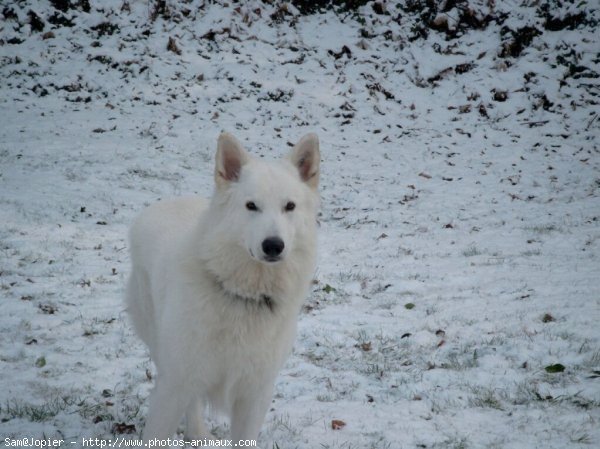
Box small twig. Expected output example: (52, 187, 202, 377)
(520, 120, 549, 127)
(586, 113, 598, 130)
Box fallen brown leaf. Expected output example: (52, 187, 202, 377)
(331, 419, 346, 430)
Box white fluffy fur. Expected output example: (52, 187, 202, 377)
(126, 133, 320, 443)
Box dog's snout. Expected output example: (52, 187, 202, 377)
(262, 237, 285, 259)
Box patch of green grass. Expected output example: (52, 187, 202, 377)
(322, 284, 336, 294)
(430, 436, 470, 449)
(567, 393, 600, 410)
(269, 413, 300, 437)
(353, 329, 369, 345)
(340, 438, 392, 449)
(463, 245, 482, 257)
(521, 249, 542, 256)
(440, 348, 479, 371)
(374, 298, 396, 310)
(315, 393, 336, 402)
(528, 224, 560, 234)
(448, 437, 469, 449)
(77, 397, 115, 423)
(1, 396, 77, 422)
(337, 271, 368, 284)
(469, 387, 504, 410)
(569, 430, 591, 444)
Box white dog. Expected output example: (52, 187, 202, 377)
(126, 132, 320, 443)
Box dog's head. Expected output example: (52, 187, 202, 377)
(212, 132, 320, 265)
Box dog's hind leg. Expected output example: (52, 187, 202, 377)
(185, 396, 212, 440)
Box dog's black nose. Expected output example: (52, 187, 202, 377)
(262, 237, 285, 258)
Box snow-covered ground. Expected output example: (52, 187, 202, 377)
(1, 1, 599, 447)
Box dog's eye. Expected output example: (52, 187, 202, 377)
(285, 201, 296, 212)
(246, 201, 258, 211)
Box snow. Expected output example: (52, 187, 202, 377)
(1, 1, 599, 448)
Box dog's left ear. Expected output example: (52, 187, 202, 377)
(289, 133, 320, 190)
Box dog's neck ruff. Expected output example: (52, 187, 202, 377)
(213, 276, 275, 312)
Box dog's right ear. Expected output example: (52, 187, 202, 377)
(215, 132, 249, 187)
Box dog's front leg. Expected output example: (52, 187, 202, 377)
(185, 396, 213, 440)
(142, 377, 188, 444)
(230, 386, 273, 443)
